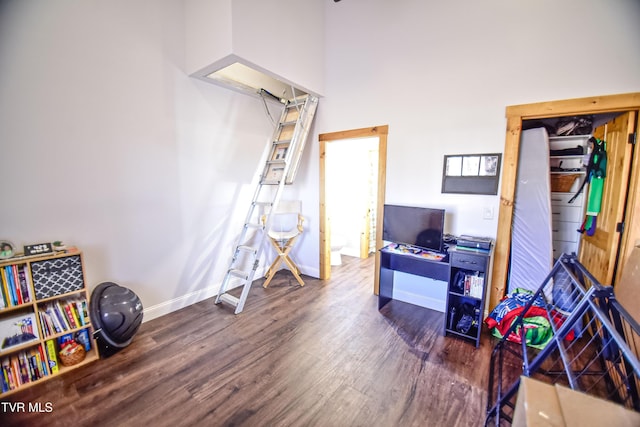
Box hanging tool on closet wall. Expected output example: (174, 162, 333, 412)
(571, 137, 607, 236)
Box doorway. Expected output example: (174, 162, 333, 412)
(490, 92, 640, 311)
(326, 137, 379, 262)
(319, 126, 388, 294)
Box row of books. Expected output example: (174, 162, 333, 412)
(1, 331, 91, 394)
(38, 298, 89, 338)
(0, 264, 32, 309)
(462, 273, 485, 299)
(0, 344, 49, 393)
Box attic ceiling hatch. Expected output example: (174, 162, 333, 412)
(197, 59, 309, 104)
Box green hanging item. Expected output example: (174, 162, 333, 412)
(586, 177, 604, 215)
(577, 138, 607, 236)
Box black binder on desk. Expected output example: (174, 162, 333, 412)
(456, 235, 493, 251)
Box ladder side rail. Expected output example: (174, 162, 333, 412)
(256, 112, 303, 241)
(289, 96, 316, 157)
(234, 178, 288, 313)
(216, 102, 289, 304)
(285, 96, 319, 184)
(234, 135, 299, 313)
(258, 101, 297, 185)
(239, 137, 280, 236)
(280, 100, 304, 152)
(215, 155, 275, 303)
(284, 95, 314, 157)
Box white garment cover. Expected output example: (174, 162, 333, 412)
(509, 128, 554, 296)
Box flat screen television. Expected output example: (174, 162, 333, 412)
(383, 204, 445, 253)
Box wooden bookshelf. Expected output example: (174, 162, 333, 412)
(0, 249, 97, 396)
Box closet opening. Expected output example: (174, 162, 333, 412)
(490, 92, 640, 312)
(507, 112, 629, 296)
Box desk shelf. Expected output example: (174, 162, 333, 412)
(378, 245, 449, 310)
(444, 247, 492, 348)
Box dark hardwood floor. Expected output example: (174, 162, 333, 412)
(2, 255, 496, 427)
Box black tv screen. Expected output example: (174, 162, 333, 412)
(383, 204, 445, 253)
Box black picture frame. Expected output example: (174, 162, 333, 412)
(442, 153, 502, 195)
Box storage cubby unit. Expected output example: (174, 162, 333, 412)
(0, 250, 97, 396)
(444, 248, 491, 347)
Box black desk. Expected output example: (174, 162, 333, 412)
(379, 244, 493, 347)
(378, 246, 450, 310)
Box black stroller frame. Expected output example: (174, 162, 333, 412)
(485, 253, 640, 426)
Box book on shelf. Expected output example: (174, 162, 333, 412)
(39, 310, 62, 337)
(37, 343, 47, 375)
(17, 353, 29, 383)
(0, 264, 31, 309)
(5, 266, 17, 306)
(0, 275, 5, 309)
(38, 298, 87, 338)
(1, 358, 10, 393)
(58, 333, 74, 349)
(460, 272, 485, 299)
(63, 304, 78, 329)
(15, 266, 24, 305)
(45, 340, 59, 374)
(0, 346, 48, 392)
(0, 268, 9, 308)
(17, 266, 31, 303)
(74, 329, 91, 352)
(42, 305, 64, 335)
(76, 300, 86, 325)
(9, 266, 18, 305)
(53, 302, 70, 331)
(55, 301, 71, 330)
(2, 357, 16, 391)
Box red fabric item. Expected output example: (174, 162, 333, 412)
(488, 305, 549, 338)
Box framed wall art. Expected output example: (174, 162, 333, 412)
(442, 153, 501, 195)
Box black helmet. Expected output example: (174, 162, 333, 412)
(90, 282, 143, 357)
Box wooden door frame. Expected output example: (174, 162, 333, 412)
(490, 92, 640, 312)
(319, 125, 388, 294)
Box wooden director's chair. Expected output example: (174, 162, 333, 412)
(262, 200, 305, 288)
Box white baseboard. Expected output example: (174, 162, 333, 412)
(142, 263, 319, 322)
(142, 284, 221, 322)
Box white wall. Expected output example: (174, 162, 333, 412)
(303, 0, 640, 245)
(184, 0, 233, 75)
(0, 0, 282, 320)
(0, 0, 638, 321)
(291, 0, 640, 278)
(185, 0, 325, 96)
(232, 0, 325, 96)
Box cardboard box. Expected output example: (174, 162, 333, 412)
(513, 376, 640, 427)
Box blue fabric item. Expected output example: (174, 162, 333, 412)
(488, 289, 546, 325)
